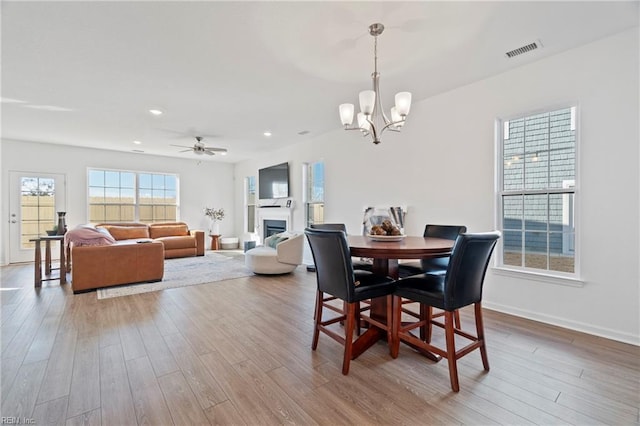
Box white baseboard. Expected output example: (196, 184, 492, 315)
(482, 301, 640, 346)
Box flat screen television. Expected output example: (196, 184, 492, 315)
(258, 162, 290, 200)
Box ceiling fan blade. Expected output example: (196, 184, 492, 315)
(178, 149, 193, 153)
(170, 144, 193, 148)
(203, 150, 215, 156)
(203, 147, 227, 152)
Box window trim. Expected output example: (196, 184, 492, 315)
(244, 175, 256, 233)
(494, 104, 581, 282)
(303, 161, 325, 228)
(87, 167, 180, 223)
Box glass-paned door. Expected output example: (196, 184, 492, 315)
(9, 172, 66, 263)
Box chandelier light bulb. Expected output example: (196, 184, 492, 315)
(391, 107, 404, 128)
(359, 90, 376, 115)
(339, 103, 355, 125)
(395, 92, 412, 116)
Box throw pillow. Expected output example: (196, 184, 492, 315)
(65, 226, 116, 247)
(267, 236, 288, 249)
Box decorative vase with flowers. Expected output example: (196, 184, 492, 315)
(204, 207, 225, 235)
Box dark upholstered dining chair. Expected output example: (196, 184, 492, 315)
(398, 224, 467, 277)
(308, 223, 375, 332)
(398, 224, 467, 339)
(309, 223, 372, 272)
(305, 228, 396, 375)
(391, 231, 500, 392)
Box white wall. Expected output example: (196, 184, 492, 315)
(1, 141, 235, 264)
(234, 28, 639, 344)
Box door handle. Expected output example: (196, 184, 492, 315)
(10, 220, 17, 223)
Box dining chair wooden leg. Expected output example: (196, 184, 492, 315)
(425, 306, 434, 343)
(390, 296, 402, 359)
(342, 303, 356, 375)
(475, 303, 490, 371)
(454, 309, 461, 330)
(355, 301, 361, 336)
(444, 310, 460, 392)
(312, 291, 322, 350)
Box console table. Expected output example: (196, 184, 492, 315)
(29, 235, 67, 287)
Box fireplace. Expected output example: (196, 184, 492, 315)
(264, 219, 286, 239)
(257, 206, 292, 244)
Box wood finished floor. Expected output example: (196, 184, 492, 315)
(1, 262, 639, 425)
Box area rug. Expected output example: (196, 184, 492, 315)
(97, 251, 250, 299)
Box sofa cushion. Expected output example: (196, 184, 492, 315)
(155, 235, 196, 250)
(149, 223, 189, 239)
(99, 225, 149, 241)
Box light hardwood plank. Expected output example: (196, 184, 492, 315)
(99, 344, 137, 425)
(66, 336, 100, 418)
(203, 400, 247, 426)
(0, 359, 47, 419)
(37, 329, 78, 404)
(163, 332, 227, 409)
(97, 299, 120, 348)
(125, 356, 174, 425)
(158, 371, 211, 425)
(199, 350, 286, 425)
(231, 359, 319, 425)
(0, 356, 23, 398)
(136, 320, 179, 378)
(23, 296, 65, 364)
(65, 408, 101, 426)
(32, 396, 68, 426)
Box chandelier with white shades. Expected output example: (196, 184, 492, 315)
(339, 23, 412, 145)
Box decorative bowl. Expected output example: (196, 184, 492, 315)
(367, 234, 405, 242)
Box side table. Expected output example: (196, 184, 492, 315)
(29, 235, 67, 288)
(210, 234, 221, 250)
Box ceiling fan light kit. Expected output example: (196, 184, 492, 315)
(339, 23, 412, 145)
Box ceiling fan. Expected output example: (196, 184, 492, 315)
(170, 136, 227, 156)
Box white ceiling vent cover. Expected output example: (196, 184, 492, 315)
(505, 40, 542, 58)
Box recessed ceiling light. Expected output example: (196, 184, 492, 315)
(133, 140, 142, 145)
(149, 109, 163, 115)
(220, 152, 227, 156)
(263, 131, 272, 137)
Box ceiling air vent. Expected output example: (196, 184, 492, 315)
(505, 40, 542, 58)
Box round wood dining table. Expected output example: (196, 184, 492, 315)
(347, 235, 455, 361)
(348, 235, 454, 280)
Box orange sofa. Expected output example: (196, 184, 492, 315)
(68, 222, 204, 293)
(96, 222, 205, 258)
(71, 240, 164, 293)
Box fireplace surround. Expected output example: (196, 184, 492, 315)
(257, 207, 292, 243)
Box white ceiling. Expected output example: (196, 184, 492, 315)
(2, 1, 638, 163)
